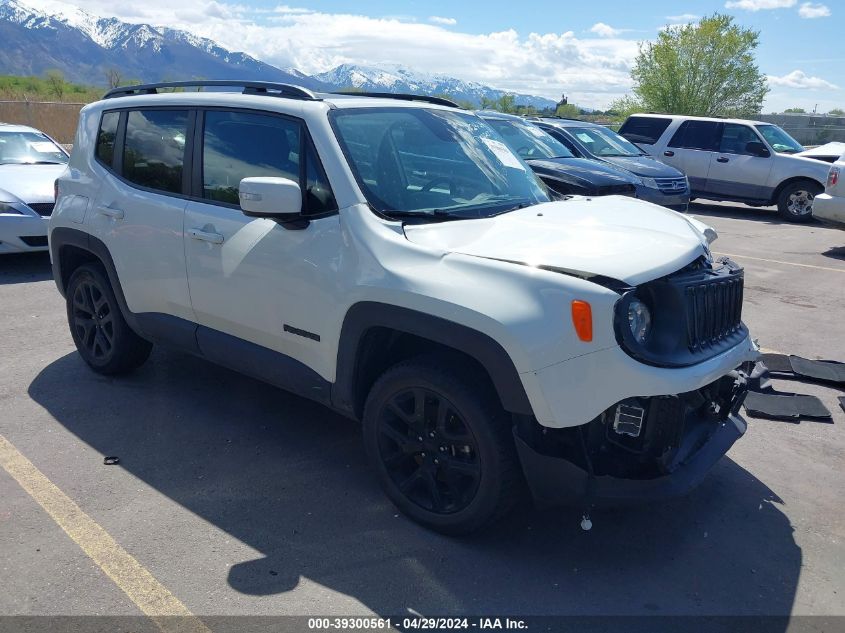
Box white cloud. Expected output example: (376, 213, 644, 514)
(429, 16, 456, 26)
(665, 13, 701, 22)
(767, 70, 838, 90)
(30, 0, 639, 108)
(724, 0, 795, 10)
(798, 2, 830, 17)
(589, 22, 621, 37)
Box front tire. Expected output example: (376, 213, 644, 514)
(66, 263, 152, 375)
(362, 355, 523, 534)
(777, 180, 822, 222)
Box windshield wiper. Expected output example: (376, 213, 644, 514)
(384, 209, 458, 222)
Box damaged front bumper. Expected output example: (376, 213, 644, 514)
(513, 369, 749, 507)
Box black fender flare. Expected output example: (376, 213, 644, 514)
(332, 302, 534, 417)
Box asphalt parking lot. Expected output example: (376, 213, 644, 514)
(1, 201, 843, 629)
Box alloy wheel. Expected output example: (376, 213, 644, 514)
(71, 280, 114, 360)
(787, 190, 814, 216)
(376, 387, 481, 514)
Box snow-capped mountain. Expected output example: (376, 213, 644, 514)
(316, 64, 557, 109)
(0, 0, 322, 87)
(0, 0, 558, 109)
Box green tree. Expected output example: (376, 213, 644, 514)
(554, 103, 581, 118)
(784, 107, 806, 113)
(828, 108, 844, 116)
(628, 14, 768, 117)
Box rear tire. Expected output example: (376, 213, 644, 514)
(66, 263, 152, 375)
(777, 180, 822, 222)
(362, 355, 523, 535)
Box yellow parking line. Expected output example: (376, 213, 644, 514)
(714, 251, 845, 273)
(0, 434, 211, 633)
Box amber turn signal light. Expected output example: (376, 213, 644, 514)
(571, 300, 593, 342)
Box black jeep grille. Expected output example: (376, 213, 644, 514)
(685, 276, 744, 351)
(28, 203, 55, 217)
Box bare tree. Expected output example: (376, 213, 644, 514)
(105, 68, 123, 89)
(45, 69, 66, 101)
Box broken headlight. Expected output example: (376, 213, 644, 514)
(627, 297, 651, 344)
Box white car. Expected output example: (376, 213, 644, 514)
(812, 155, 845, 229)
(619, 114, 832, 222)
(0, 123, 68, 254)
(50, 81, 757, 533)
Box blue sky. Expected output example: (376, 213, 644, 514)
(36, 0, 844, 111)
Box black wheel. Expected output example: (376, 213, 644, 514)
(777, 180, 822, 222)
(362, 355, 522, 534)
(66, 263, 152, 375)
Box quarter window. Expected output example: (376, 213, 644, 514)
(123, 110, 189, 194)
(618, 116, 671, 145)
(95, 111, 119, 166)
(668, 121, 721, 151)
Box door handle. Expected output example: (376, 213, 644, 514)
(188, 228, 225, 244)
(663, 150, 674, 157)
(716, 157, 729, 163)
(96, 205, 124, 219)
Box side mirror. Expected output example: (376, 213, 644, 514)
(746, 141, 770, 158)
(239, 177, 302, 220)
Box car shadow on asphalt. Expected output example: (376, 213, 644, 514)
(0, 252, 53, 285)
(28, 350, 801, 622)
(687, 202, 793, 226)
(821, 246, 845, 262)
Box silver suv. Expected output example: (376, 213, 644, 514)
(620, 114, 831, 222)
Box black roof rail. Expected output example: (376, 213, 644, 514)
(331, 91, 460, 108)
(103, 80, 320, 101)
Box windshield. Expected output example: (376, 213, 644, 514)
(755, 125, 804, 154)
(330, 108, 550, 219)
(0, 131, 68, 165)
(483, 118, 575, 160)
(568, 126, 644, 157)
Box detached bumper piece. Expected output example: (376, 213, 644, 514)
(741, 356, 834, 422)
(514, 371, 748, 507)
(760, 353, 845, 385)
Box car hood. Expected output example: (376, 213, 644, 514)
(526, 157, 637, 186)
(600, 155, 685, 178)
(0, 164, 67, 203)
(796, 142, 845, 161)
(403, 196, 709, 286)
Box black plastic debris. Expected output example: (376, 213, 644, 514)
(839, 397, 845, 414)
(760, 353, 845, 385)
(744, 391, 831, 421)
(103, 456, 120, 465)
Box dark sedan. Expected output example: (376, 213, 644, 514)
(477, 111, 639, 198)
(532, 118, 690, 212)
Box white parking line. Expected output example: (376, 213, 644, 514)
(715, 252, 845, 274)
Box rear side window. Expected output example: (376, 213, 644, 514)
(201, 110, 336, 213)
(95, 111, 119, 166)
(618, 116, 671, 145)
(123, 110, 189, 194)
(668, 121, 721, 151)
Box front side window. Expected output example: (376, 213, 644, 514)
(202, 110, 336, 214)
(331, 108, 550, 219)
(618, 116, 671, 145)
(0, 131, 68, 165)
(123, 110, 189, 194)
(483, 119, 574, 160)
(719, 124, 762, 155)
(668, 121, 721, 151)
(755, 124, 804, 154)
(568, 126, 644, 157)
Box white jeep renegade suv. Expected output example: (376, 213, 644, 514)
(50, 81, 758, 534)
